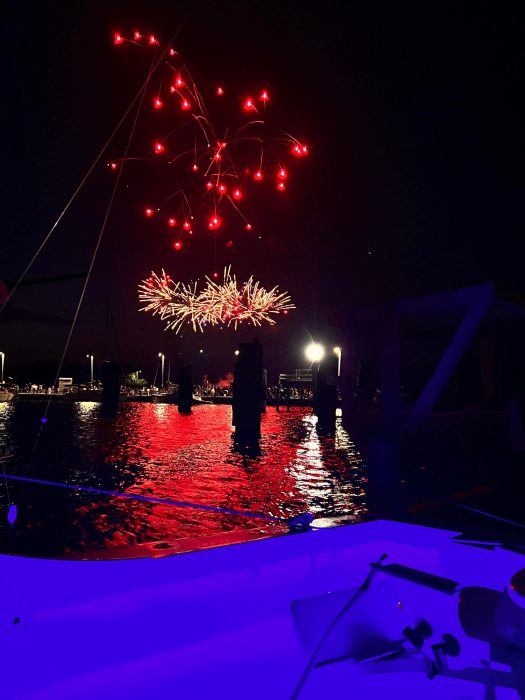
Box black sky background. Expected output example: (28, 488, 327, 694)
(1, 1, 524, 382)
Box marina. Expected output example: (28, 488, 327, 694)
(1, 2, 524, 698)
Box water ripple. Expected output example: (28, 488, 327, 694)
(0, 403, 366, 556)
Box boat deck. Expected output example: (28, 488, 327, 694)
(1, 520, 523, 699)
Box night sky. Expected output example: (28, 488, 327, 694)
(1, 2, 523, 383)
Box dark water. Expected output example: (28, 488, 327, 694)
(0, 402, 366, 557)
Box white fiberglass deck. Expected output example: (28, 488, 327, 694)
(1, 520, 523, 699)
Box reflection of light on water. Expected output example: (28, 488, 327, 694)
(76, 402, 98, 418)
(153, 404, 168, 420)
(288, 414, 366, 518)
(0, 403, 12, 417)
(0, 404, 367, 555)
(288, 415, 331, 513)
(0, 403, 15, 477)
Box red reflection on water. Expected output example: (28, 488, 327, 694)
(1, 404, 366, 557)
(71, 405, 366, 554)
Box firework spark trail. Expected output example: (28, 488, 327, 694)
(138, 267, 295, 333)
(112, 29, 310, 255)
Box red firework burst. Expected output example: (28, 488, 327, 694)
(110, 29, 310, 258)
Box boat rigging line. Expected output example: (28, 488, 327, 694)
(0, 23, 186, 318)
(0, 473, 313, 529)
(0, 22, 187, 511)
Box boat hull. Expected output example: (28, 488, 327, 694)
(1, 520, 523, 699)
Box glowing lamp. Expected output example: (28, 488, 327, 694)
(149, 35, 158, 45)
(108, 162, 118, 170)
(243, 97, 255, 111)
(216, 86, 224, 96)
(333, 347, 342, 376)
(192, 163, 199, 172)
(214, 153, 222, 161)
(254, 170, 263, 181)
(205, 181, 214, 190)
(170, 85, 176, 93)
(245, 223, 253, 231)
(277, 167, 287, 180)
(114, 33, 123, 45)
(183, 221, 192, 231)
(145, 208, 155, 217)
(217, 183, 227, 195)
(232, 189, 243, 200)
(277, 182, 286, 192)
(305, 342, 325, 364)
(175, 76, 184, 87)
(169, 48, 176, 56)
(181, 99, 191, 110)
(168, 218, 177, 227)
(260, 90, 270, 102)
(154, 142, 165, 154)
(153, 97, 163, 109)
(134, 31, 142, 41)
(213, 272, 219, 279)
(173, 241, 183, 251)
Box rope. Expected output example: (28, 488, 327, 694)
(409, 483, 525, 531)
(289, 553, 387, 700)
(28, 54, 156, 463)
(27, 23, 189, 464)
(1, 473, 287, 523)
(441, 498, 525, 531)
(0, 25, 185, 317)
(1, 21, 188, 505)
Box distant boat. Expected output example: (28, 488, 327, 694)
(192, 394, 213, 404)
(153, 391, 178, 404)
(125, 393, 154, 403)
(63, 387, 103, 402)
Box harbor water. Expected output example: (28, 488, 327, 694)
(0, 402, 366, 557)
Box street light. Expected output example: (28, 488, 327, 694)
(85, 354, 94, 385)
(333, 346, 342, 377)
(0, 352, 4, 383)
(158, 353, 165, 387)
(304, 342, 325, 364)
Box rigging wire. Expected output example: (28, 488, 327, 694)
(1, 86, 139, 316)
(29, 50, 160, 464)
(17, 20, 189, 478)
(0, 19, 189, 512)
(437, 495, 525, 531)
(0, 23, 186, 318)
(0, 473, 289, 524)
(288, 553, 388, 700)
